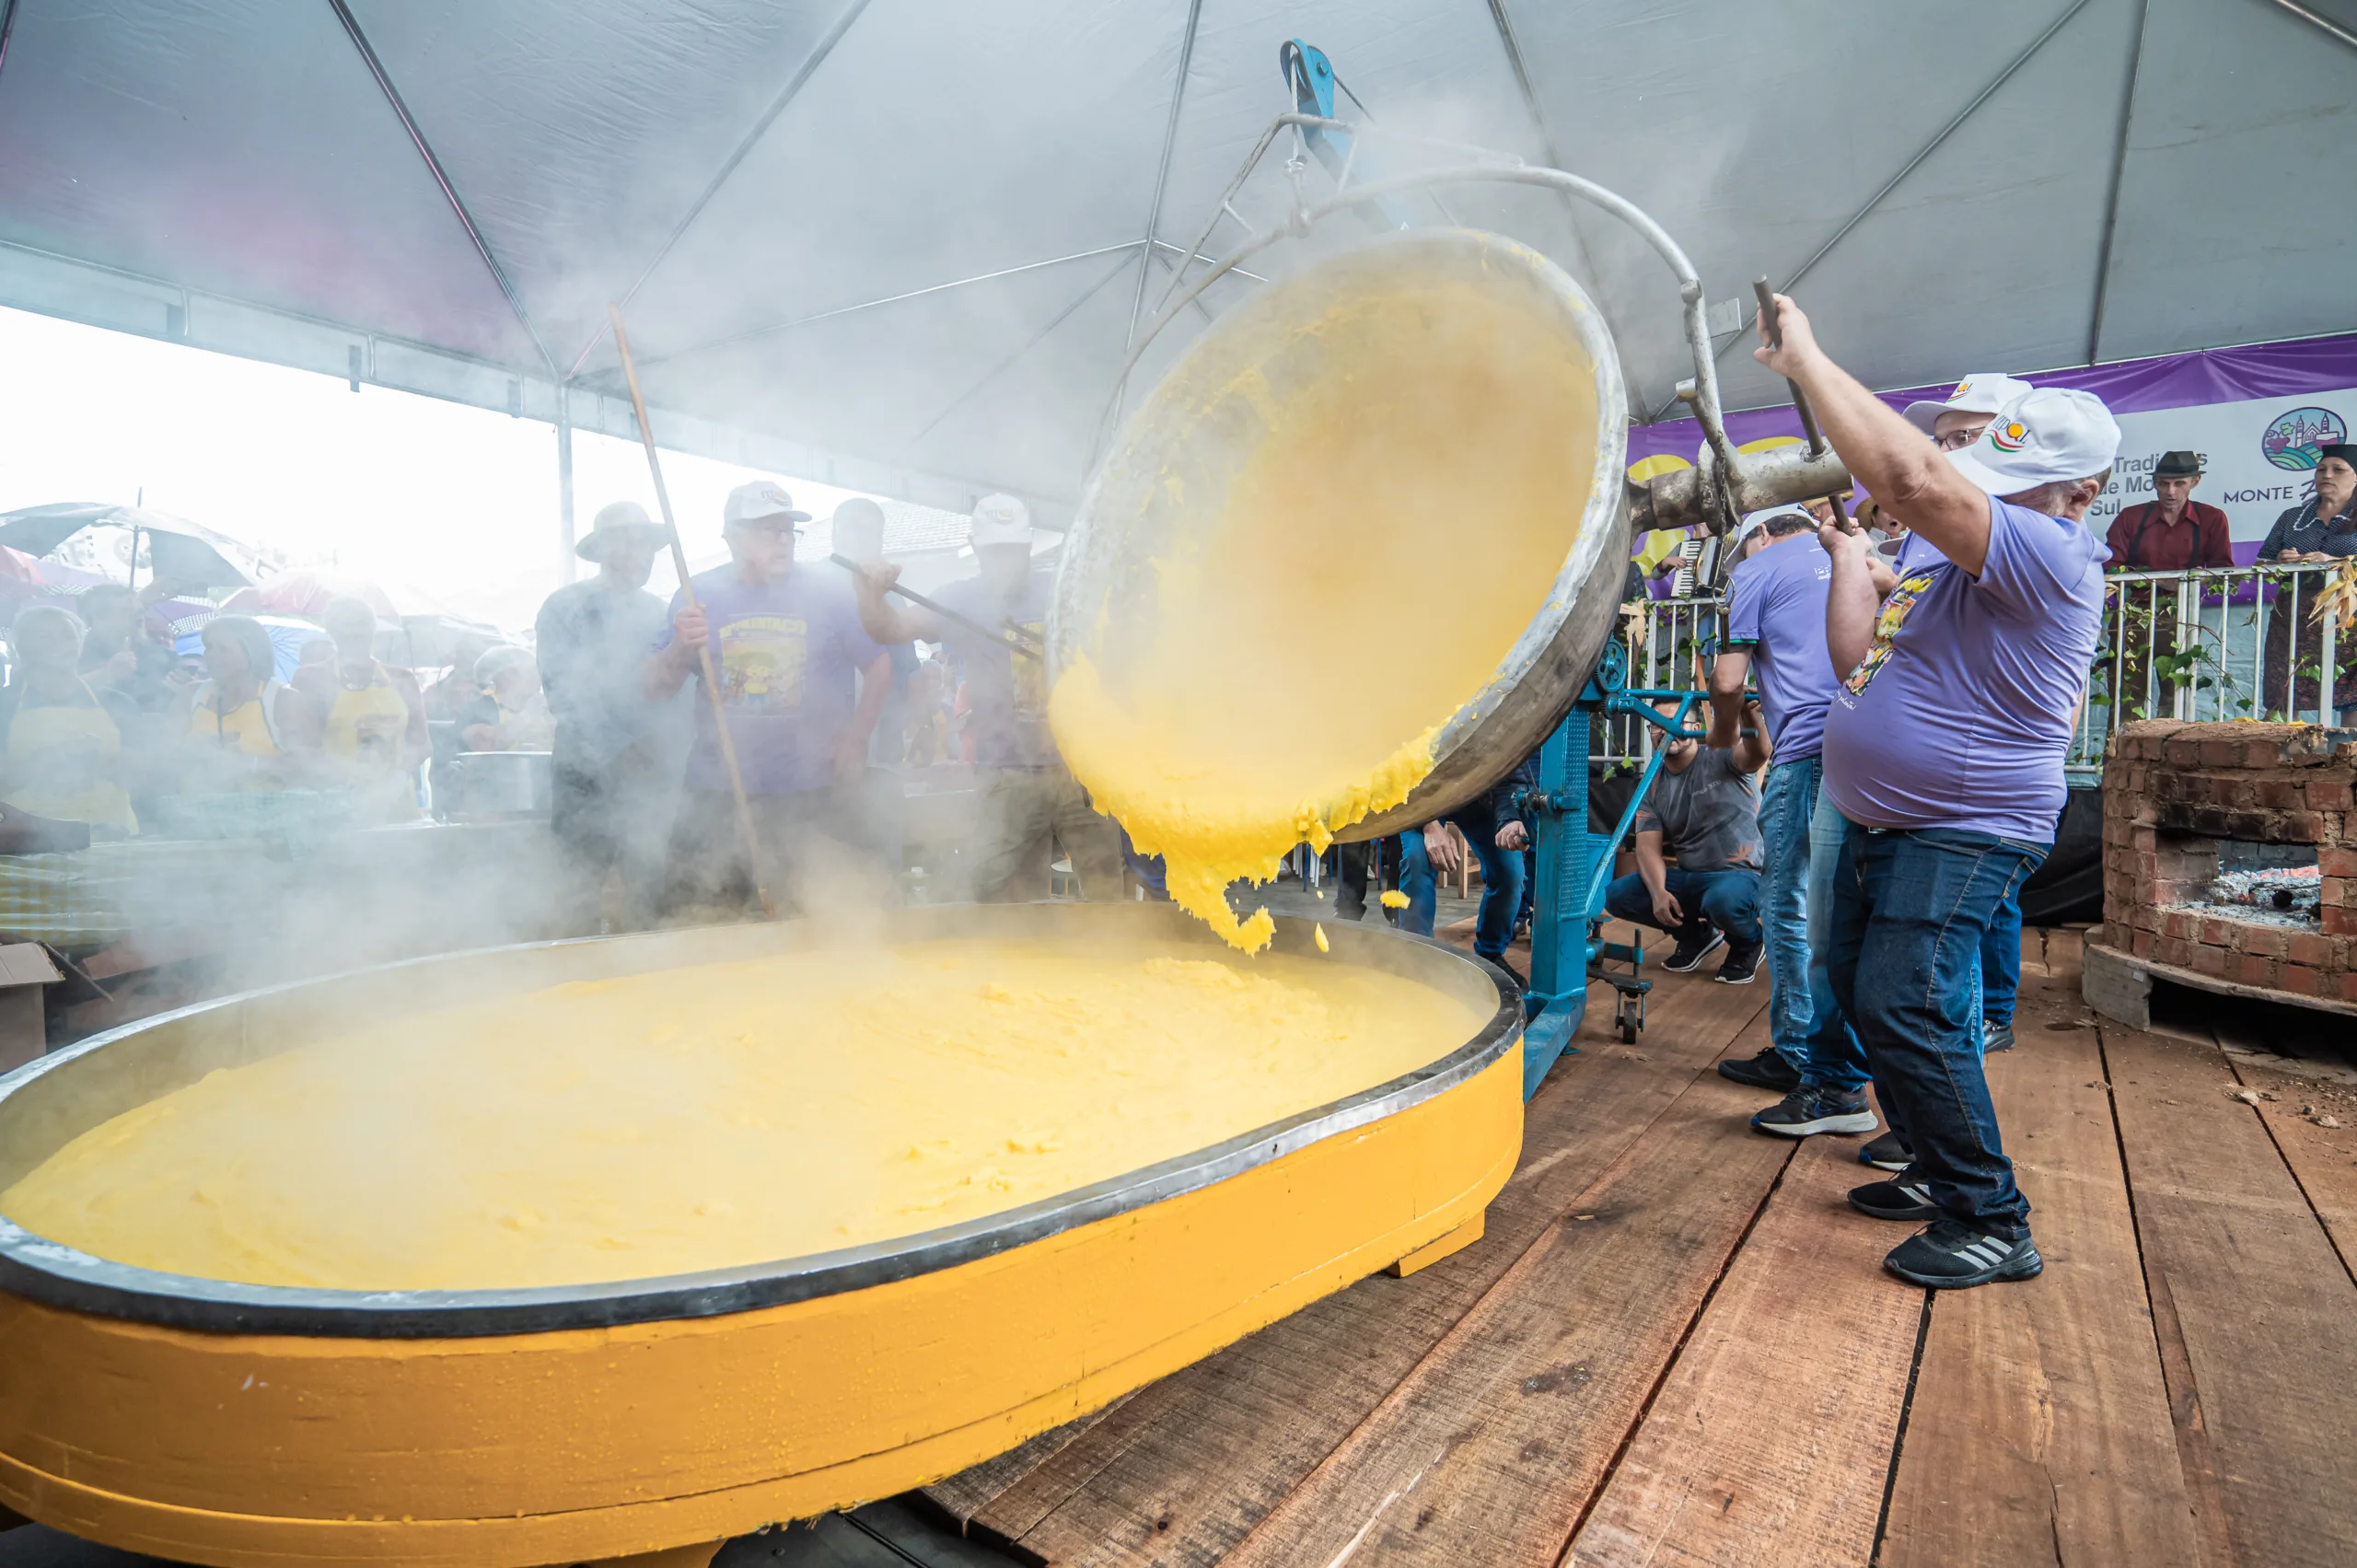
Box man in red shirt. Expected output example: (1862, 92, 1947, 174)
(2104, 450, 2234, 720)
(2107, 450, 2233, 567)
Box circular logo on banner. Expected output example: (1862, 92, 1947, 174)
(2261, 405, 2347, 470)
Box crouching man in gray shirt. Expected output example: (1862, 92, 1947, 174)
(1602, 700, 1769, 984)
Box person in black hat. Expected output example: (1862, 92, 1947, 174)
(2103, 450, 2234, 720)
(534, 501, 679, 928)
(2107, 450, 2231, 569)
(2258, 444, 2357, 722)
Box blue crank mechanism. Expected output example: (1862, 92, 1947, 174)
(1278, 41, 1416, 232)
(1515, 637, 1711, 1096)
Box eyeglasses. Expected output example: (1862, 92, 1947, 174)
(1933, 426, 1986, 451)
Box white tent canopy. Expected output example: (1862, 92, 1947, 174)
(0, 0, 2349, 536)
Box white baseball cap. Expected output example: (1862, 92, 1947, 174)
(1946, 387, 2122, 497)
(722, 480, 809, 528)
(1902, 372, 2036, 434)
(969, 493, 1032, 548)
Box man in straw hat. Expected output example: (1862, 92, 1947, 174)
(853, 493, 1125, 901)
(536, 500, 678, 927)
(1757, 296, 2119, 1291)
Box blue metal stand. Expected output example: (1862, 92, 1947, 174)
(1518, 640, 1708, 1098)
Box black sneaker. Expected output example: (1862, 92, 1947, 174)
(1662, 929, 1726, 973)
(1717, 1044, 1802, 1093)
(1713, 945, 1761, 984)
(1751, 1086, 1877, 1138)
(1858, 1130, 1912, 1172)
(1849, 1179, 1939, 1222)
(1983, 1019, 2016, 1052)
(1489, 957, 1527, 991)
(1884, 1219, 2043, 1288)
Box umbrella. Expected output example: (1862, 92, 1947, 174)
(221, 569, 439, 622)
(170, 613, 328, 683)
(0, 504, 257, 589)
(0, 548, 111, 605)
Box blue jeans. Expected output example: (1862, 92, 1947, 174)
(1397, 830, 1438, 937)
(1443, 799, 1526, 960)
(1604, 865, 1761, 950)
(1757, 758, 1867, 1088)
(1976, 889, 2023, 1027)
(1829, 823, 2047, 1235)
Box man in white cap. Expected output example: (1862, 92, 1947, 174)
(1707, 504, 1874, 1140)
(535, 501, 677, 926)
(646, 480, 892, 913)
(1756, 296, 2117, 1291)
(853, 494, 1124, 900)
(1901, 371, 2036, 453)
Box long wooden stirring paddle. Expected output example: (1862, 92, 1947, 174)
(608, 301, 775, 920)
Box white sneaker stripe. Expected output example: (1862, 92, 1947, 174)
(1901, 1185, 1931, 1203)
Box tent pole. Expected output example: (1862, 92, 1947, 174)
(2085, 0, 2151, 365)
(1657, 0, 2096, 417)
(897, 253, 1136, 463)
(617, 241, 1143, 382)
(1481, 0, 1616, 397)
(562, 0, 879, 381)
(556, 397, 577, 586)
(2268, 0, 2357, 51)
(327, 0, 559, 380)
(1123, 0, 1206, 355)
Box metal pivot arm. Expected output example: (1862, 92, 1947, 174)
(1280, 41, 1414, 232)
(1096, 116, 1756, 526)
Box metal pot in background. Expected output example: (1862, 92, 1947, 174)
(439, 750, 552, 820)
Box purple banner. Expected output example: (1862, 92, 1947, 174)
(1627, 331, 2357, 462)
(1626, 331, 2357, 571)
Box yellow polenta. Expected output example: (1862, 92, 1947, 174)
(0, 940, 1487, 1292)
(1051, 273, 1596, 952)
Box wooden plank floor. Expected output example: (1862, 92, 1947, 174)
(926, 926, 2357, 1565)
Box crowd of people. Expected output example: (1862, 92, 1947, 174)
(0, 480, 1133, 935)
(528, 481, 1137, 926)
(0, 583, 449, 838)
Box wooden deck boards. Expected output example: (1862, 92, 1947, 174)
(2103, 1017, 2357, 1566)
(1880, 935, 2200, 1568)
(927, 933, 2357, 1567)
(1569, 1132, 1921, 1568)
(955, 964, 1771, 1565)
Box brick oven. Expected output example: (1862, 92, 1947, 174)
(2087, 719, 2356, 1027)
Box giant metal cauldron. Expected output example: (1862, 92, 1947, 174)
(0, 903, 1520, 1567)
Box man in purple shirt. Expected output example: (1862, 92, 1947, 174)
(853, 494, 1126, 900)
(647, 481, 892, 914)
(1757, 296, 2117, 1292)
(1707, 505, 1873, 1140)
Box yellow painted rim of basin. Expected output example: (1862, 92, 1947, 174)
(0, 1047, 1521, 1568)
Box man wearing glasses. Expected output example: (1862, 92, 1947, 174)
(648, 481, 894, 915)
(1903, 373, 2035, 455)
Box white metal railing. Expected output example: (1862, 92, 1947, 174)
(1617, 561, 2356, 777)
(2076, 563, 2352, 770)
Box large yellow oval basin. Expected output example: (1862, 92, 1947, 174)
(0, 904, 1520, 1567)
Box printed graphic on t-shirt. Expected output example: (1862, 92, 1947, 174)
(1844, 569, 1941, 696)
(717, 615, 807, 711)
(1011, 619, 1048, 714)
